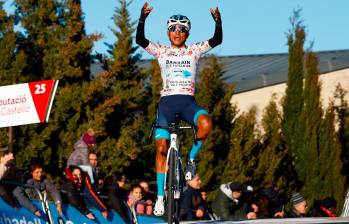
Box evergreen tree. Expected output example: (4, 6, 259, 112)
(12, 0, 97, 176)
(0, 3, 26, 148)
(255, 96, 288, 189)
(195, 57, 236, 191)
(334, 84, 349, 185)
(14, 0, 58, 81)
(298, 51, 322, 189)
(317, 103, 346, 211)
(89, 0, 147, 178)
(221, 107, 260, 184)
(282, 10, 305, 179)
(298, 51, 323, 205)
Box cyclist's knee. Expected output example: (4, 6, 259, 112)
(156, 139, 168, 156)
(197, 114, 212, 139)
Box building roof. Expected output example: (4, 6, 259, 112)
(91, 49, 349, 94)
(216, 49, 349, 93)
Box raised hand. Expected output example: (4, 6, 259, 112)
(140, 2, 153, 21)
(210, 7, 221, 25)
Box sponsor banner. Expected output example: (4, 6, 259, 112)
(0, 80, 58, 128)
(0, 198, 165, 224)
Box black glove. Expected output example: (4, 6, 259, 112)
(210, 7, 222, 26)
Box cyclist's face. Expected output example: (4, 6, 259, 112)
(168, 26, 188, 48)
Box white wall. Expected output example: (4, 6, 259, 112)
(231, 68, 349, 121)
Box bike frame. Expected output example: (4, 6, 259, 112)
(148, 116, 197, 224)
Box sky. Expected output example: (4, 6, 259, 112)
(3, 0, 349, 59)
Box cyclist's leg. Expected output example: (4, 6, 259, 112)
(191, 109, 212, 159)
(155, 132, 169, 197)
(154, 97, 174, 216)
(181, 98, 212, 180)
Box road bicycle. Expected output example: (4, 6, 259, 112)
(149, 114, 197, 224)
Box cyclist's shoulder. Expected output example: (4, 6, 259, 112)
(147, 41, 169, 50)
(188, 41, 210, 52)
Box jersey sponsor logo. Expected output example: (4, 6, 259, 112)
(166, 60, 191, 68)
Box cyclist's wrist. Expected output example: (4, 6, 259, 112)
(139, 9, 148, 22)
(215, 18, 222, 26)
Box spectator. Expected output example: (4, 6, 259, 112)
(127, 184, 153, 215)
(255, 194, 271, 218)
(179, 174, 209, 221)
(103, 172, 132, 223)
(259, 185, 285, 218)
(211, 181, 256, 221)
(61, 165, 108, 220)
(67, 128, 96, 183)
(241, 183, 258, 215)
(252, 186, 285, 218)
(139, 180, 155, 202)
(13, 163, 63, 217)
(0, 146, 18, 208)
(88, 152, 103, 192)
(310, 197, 337, 217)
(285, 193, 308, 218)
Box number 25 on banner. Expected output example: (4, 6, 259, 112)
(28, 80, 59, 123)
(35, 83, 46, 94)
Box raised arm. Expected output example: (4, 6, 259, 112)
(208, 7, 222, 48)
(136, 2, 153, 48)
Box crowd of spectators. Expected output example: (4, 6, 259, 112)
(0, 129, 341, 222)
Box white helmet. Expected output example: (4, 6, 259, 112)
(167, 14, 191, 32)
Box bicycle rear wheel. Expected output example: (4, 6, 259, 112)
(167, 148, 176, 224)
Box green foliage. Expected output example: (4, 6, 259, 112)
(89, 0, 149, 180)
(12, 0, 96, 175)
(334, 84, 349, 184)
(316, 103, 346, 213)
(195, 57, 236, 192)
(282, 9, 305, 164)
(0, 4, 26, 148)
(255, 96, 288, 189)
(221, 107, 260, 183)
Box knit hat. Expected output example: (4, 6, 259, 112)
(82, 128, 96, 145)
(229, 182, 243, 192)
(292, 193, 305, 206)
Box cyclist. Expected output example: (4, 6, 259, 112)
(136, 2, 222, 216)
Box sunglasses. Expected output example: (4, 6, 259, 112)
(168, 25, 188, 33)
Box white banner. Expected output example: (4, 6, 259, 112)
(0, 80, 59, 128)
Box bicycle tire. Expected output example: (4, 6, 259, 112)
(167, 147, 176, 224)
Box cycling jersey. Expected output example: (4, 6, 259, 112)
(144, 41, 212, 97)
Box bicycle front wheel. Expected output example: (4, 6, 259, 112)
(167, 148, 176, 224)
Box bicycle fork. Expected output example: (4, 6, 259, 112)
(164, 133, 181, 199)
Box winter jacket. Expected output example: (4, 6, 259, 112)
(285, 210, 305, 218)
(67, 138, 90, 167)
(61, 168, 107, 216)
(211, 183, 247, 221)
(13, 177, 62, 213)
(105, 184, 132, 223)
(180, 186, 208, 221)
